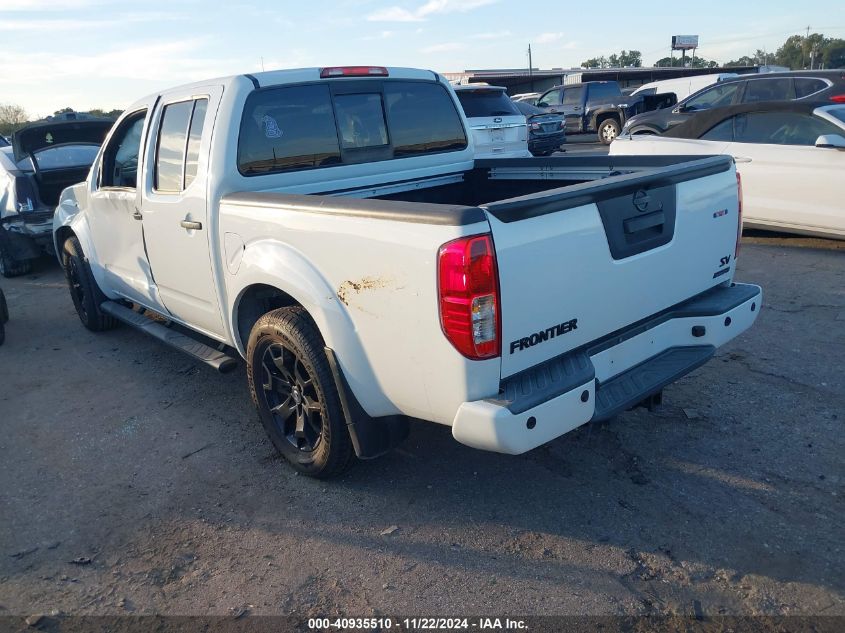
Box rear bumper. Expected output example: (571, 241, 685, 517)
(451, 283, 762, 454)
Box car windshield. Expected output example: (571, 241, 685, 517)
(456, 90, 520, 118)
(17, 144, 100, 171)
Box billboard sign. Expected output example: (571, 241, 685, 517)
(671, 35, 699, 50)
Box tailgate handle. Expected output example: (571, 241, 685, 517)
(624, 211, 665, 234)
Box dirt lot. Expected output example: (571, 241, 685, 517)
(0, 233, 843, 622)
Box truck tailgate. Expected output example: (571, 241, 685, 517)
(483, 156, 739, 378)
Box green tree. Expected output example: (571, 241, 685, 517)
(0, 103, 29, 136)
(582, 49, 642, 69)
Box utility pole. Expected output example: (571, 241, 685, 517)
(527, 44, 533, 89)
(802, 25, 810, 69)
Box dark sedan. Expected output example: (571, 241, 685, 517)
(622, 70, 845, 136)
(513, 100, 566, 156)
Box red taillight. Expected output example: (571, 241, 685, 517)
(438, 235, 501, 359)
(830, 94, 845, 103)
(735, 171, 743, 259)
(319, 66, 388, 78)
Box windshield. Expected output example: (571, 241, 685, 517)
(456, 90, 520, 118)
(17, 144, 100, 171)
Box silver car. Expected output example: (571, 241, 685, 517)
(0, 117, 111, 276)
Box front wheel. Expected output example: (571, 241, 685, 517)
(61, 236, 117, 332)
(598, 118, 621, 144)
(246, 307, 353, 478)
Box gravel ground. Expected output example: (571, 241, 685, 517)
(0, 233, 843, 623)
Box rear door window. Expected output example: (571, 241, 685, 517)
(154, 98, 209, 193)
(455, 90, 520, 118)
(238, 80, 467, 176)
(742, 78, 793, 103)
(588, 83, 620, 100)
(562, 86, 584, 105)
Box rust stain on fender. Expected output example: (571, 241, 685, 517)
(337, 276, 392, 307)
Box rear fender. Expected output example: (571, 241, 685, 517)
(230, 238, 397, 418)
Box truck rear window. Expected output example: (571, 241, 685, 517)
(238, 80, 467, 176)
(455, 90, 520, 118)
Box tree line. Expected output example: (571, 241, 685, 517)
(580, 32, 844, 70)
(0, 106, 123, 137)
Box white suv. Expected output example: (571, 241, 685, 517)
(453, 84, 531, 158)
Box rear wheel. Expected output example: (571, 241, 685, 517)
(598, 118, 621, 144)
(247, 307, 353, 478)
(61, 236, 117, 332)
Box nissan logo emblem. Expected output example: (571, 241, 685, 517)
(633, 190, 651, 212)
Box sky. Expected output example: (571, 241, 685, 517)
(1, 0, 843, 118)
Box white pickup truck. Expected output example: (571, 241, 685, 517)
(53, 66, 762, 478)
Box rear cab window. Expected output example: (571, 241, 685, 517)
(238, 80, 467, 176)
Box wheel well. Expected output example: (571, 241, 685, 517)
(596, 113, 620, 127)
(235, 284, 302, 349)
(54, 227, 75, 261)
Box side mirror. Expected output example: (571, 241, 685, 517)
(815, 134, 845, 149)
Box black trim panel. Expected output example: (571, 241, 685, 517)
(223, 191, 488, 226)
(244, 74, 260, 89)
(499, 283, 760, 413)
(481, 155, 733, 223)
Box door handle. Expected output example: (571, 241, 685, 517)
(734, 156, 753, 163)
(180, 220, 203, 230)
(132, 209, 142, 220)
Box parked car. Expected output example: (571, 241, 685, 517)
(0, 286, 7, 345)
(0, 118, 112, 276)
(453, 84, 531, 158)
(535, 80, 676, 144)
(612, 101, 845, 239)
(54, 65, 760, 478)
(513, 100, 566, 155)
(511, 92, 542, 105)
(630, 73, 738, 102)
(622, 70, 845, 136)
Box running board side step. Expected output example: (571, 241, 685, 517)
(100, 301, 239, 374)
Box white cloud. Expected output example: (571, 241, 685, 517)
(471, 30, 511, 40)
(421, 42, 466, 53)
(0, 0, 99, 9)
(362, 30, 397, 40)
(368, 0, 496, 22)
(535, 32, 564, 44)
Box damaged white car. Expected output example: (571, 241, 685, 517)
(0, 118, 112, 276)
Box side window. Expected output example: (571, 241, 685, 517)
(589, 83, 619, 100)
(100, 110, 146, 189)
(538, 89, 560, 107)
(733, 112, 842, 145)
(562, 87, 584, 105)
(155, 98, 208, 193)
(684, 83, 739, 111)
(794, 78, 828, 98)
(742, 78, 793, 103)
(700, 117, 734, 141)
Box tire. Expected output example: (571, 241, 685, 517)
(61, 236, 117, 332)
(0, 288, 7, 324)
(246, 307, 353, 478)
(0, 234, 32, 278)
(598, 118, 621, 144)
(0, 320, 4, 346)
